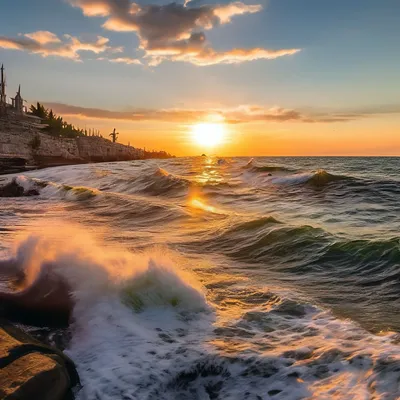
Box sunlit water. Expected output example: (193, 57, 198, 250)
(1, 156, 399, 399)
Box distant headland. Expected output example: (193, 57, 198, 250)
(0, 64, 174, 174)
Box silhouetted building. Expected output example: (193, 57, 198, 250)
(11, 85, 24, 114)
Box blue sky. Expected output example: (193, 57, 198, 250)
(0, 0, 399, 155)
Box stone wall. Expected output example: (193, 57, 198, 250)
(76, 136, 142, 162)
(0, 119, 143, 168)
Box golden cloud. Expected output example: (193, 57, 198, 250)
(0, 31, 119, 61)
(24, 31, 61, 45)
(68, 0, 302, 66)
(42, 102, 362, 124)
(109, 57, 142, 65)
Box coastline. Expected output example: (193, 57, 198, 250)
(0, 118, 173, 175)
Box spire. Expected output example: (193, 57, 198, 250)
(0, 64, 6, 104)
(17, 84, 21, 95)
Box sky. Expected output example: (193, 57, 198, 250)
(0, 0, 399, 156)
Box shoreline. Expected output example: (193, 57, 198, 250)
(0, 119, 174, 176)
(0, 156, 174, 176)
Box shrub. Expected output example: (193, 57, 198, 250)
(29, 135, 41, 150)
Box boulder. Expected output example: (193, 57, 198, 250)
(0, 179, 39, 197)
(0, 158, 27, 176)
(0, 320, 79, 400)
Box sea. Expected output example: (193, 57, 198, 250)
(0, 156, 399, 399)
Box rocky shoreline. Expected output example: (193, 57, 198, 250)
(0, 319, 79, 400)
(0, 176, 78, 399)
(0, 118, 172, 175)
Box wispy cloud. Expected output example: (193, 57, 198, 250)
(68, 0, 300, 66)
(24, 31, 61, 45)
(108, 57, 142, 65)
(148, 46, 300, 66)
(42, 102, 384, 124)
(0, 31, 120, 61)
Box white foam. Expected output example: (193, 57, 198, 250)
(15, 175, 37, 192)
(271, 172, 313, 185)
(5, 226, 400, 399)
(7, 227, 215, 398)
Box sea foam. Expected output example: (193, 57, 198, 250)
(2, 225, 400, 399)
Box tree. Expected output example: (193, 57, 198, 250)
(28, 102, 103, 139)
(109, 128, 119, 143)
(29, 102, 48, 119)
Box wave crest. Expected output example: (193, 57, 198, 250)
(270, 169, 349, 187)
(0, 176, 41, 197)
(1, 225, 209, 318)
(307, 169, 348, 187)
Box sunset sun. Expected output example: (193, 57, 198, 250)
(191, 123, 225, 148)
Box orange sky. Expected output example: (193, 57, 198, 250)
(1, 0, 399, 157)
(63, 113, 400, 157)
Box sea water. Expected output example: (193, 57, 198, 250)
(0, 156, 399, 399)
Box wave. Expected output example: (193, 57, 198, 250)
(61, 184, 100, 199)
(189, 198, 227, 215)
(0, 175, 41, 197)
(252, 165, 296, 173)
(271, 169, 349, 187)
(2, 175, 188, 227)
(223, 216, 282, 234)
(0, 175, 103, 202)
(0, 226, 216, 399)
(2, 225, 400, 399)
(244, 158, 254, 168)
(0, 226, 208, 319)
(193, 214, 400, 332)
(129, 167, 191, 196)
(242, 158, 295, 173)
(196, 216, 400, 280)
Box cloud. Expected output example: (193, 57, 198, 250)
(109, 57, 142, 64)
(24, 31, 61, 45)
(69, 0, 300, 66)
(0, 31, 119, 61)
(41, 102, 372, 124)
(213, 2, 262, 24)
(69, 1, 261, 33)
(148, 46, 301, 66)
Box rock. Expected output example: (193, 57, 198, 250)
(0, 158, 27, 176)
(0, 178, 39, 197)
(0, 320, 79, 400)
(0, 260, 73, 327)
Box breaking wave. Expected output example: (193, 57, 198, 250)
(1, 157, 400, 399)
(2, 227, 400, 399)
(3, 226, 208, 312)
(271, 169, 349, 187)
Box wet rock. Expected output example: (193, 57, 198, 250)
(268, 389, 282, 396)
(0, 158, 28, 175)
(0, 178, 39, 197)
(0, 319, 79, 400)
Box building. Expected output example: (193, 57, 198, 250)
(0, 64, 26, 114)
(11, 85, 24, 114)
(0, 64, 47, 128)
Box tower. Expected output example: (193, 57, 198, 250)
(12, 85, 24, 114)
(0, 64, 6, 104)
